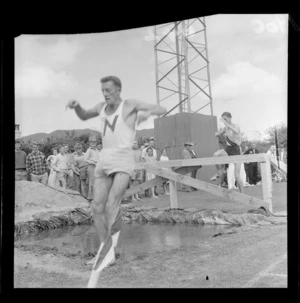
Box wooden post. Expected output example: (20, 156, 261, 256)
(169, 181, 178, 209)
(260, 159, 273, 212)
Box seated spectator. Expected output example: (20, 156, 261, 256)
(143, 147, 158, 198)
(15, 140, 28, 181)
(47, 147, 59, 187)
(73, 143, 89, 198)
(26, 142, 48, 184)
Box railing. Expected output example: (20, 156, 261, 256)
(125, 153, 274, 212)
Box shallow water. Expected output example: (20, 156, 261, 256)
(15, 222, 233, 258)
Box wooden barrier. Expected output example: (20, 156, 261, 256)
(125, 153, 274, 211)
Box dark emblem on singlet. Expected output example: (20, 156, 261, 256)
(103, 115, 119, 137)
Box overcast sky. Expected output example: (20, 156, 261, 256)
(15, 14, 288, 140)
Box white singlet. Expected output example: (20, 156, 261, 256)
(94, 100, 136, 177)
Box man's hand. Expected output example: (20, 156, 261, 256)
(220, 117, 227, 125)
(66, 99, 80, 110)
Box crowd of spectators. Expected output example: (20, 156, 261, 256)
(15, 136, 101, 202)
(16, 135, 287, 202)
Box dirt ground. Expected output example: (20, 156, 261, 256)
(14, 181, 287, 288)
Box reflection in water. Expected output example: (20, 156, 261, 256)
(15, 222, 233, 257)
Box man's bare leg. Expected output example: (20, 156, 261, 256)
(105, 172, 131, 237)
(92, 176, 114, 243)
(234, 163, 244, 193)
(212, 149, 228, 179)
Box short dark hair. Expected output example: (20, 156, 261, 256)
(146, 147, 153, 153)
(100, 76, 122, 90)
(52, 147, 58, 152)
(221, 112, 232, 118)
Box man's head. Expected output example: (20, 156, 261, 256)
(15, 140, 21, 151)
(89, 136, 97, 148)
(221, 112, 232, 124)
(100, 76, 122, 104)
(252, 142, 256, 149)
(64, 145, 69, 153)
(132, 141, 138, 150)
(52, 148, 58, 156)
(96, 142, 102, 151)
(74, 143, 83, 154)
(184, 142, 194, 150)
(59, 145, 65, 154)
(148, 139, 155, 148)
(146, 147, 153, 156)
(32, 142, 39, 153)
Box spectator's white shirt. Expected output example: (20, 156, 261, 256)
(52, 153, 68, 170)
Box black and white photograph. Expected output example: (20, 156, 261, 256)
(12, 13, 293, 289)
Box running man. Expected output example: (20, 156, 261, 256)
(213, 112, 244, 193)
(66, 76, 167, 287)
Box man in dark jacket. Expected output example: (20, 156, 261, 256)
(244, 142, 260, 185)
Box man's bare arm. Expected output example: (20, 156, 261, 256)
(220, 118, 240, 134)
(128, 99, 167, 116)
(66, 100, 103, 121)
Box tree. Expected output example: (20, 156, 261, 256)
(265, 123, 287, 149)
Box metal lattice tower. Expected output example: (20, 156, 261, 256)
(154, 17, 213, 116)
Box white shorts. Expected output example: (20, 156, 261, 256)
(94, 148, 135, 178)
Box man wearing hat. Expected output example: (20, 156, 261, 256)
(84, 136, 100, 201)
(66, 75, 166, 287)
(181, 142, 199, 191)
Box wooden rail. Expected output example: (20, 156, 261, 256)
(125, 153, 274, 212)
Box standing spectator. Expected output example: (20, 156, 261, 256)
(47, 147, 58, 187)
(181, 142, 197, 192)
(159, 148, 170, 195)
(244, 142, 260, 185)
(26, 142, 48, 184)
(141, 139, 158, 196)
(64, 145, 75, 189)
(73, 143, 89, 198)
(15, 140, 28, 181)
(143, 147, 158, 198)
(52, 145, 70, 191)
(84, 136, 100, 201)
(130, 141, 143, 201)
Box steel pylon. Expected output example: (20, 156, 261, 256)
(154, 17, 213, 116)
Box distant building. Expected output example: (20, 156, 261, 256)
(15, 124, 22, 139)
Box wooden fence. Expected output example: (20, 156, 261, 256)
(124, 153, 274, 212)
